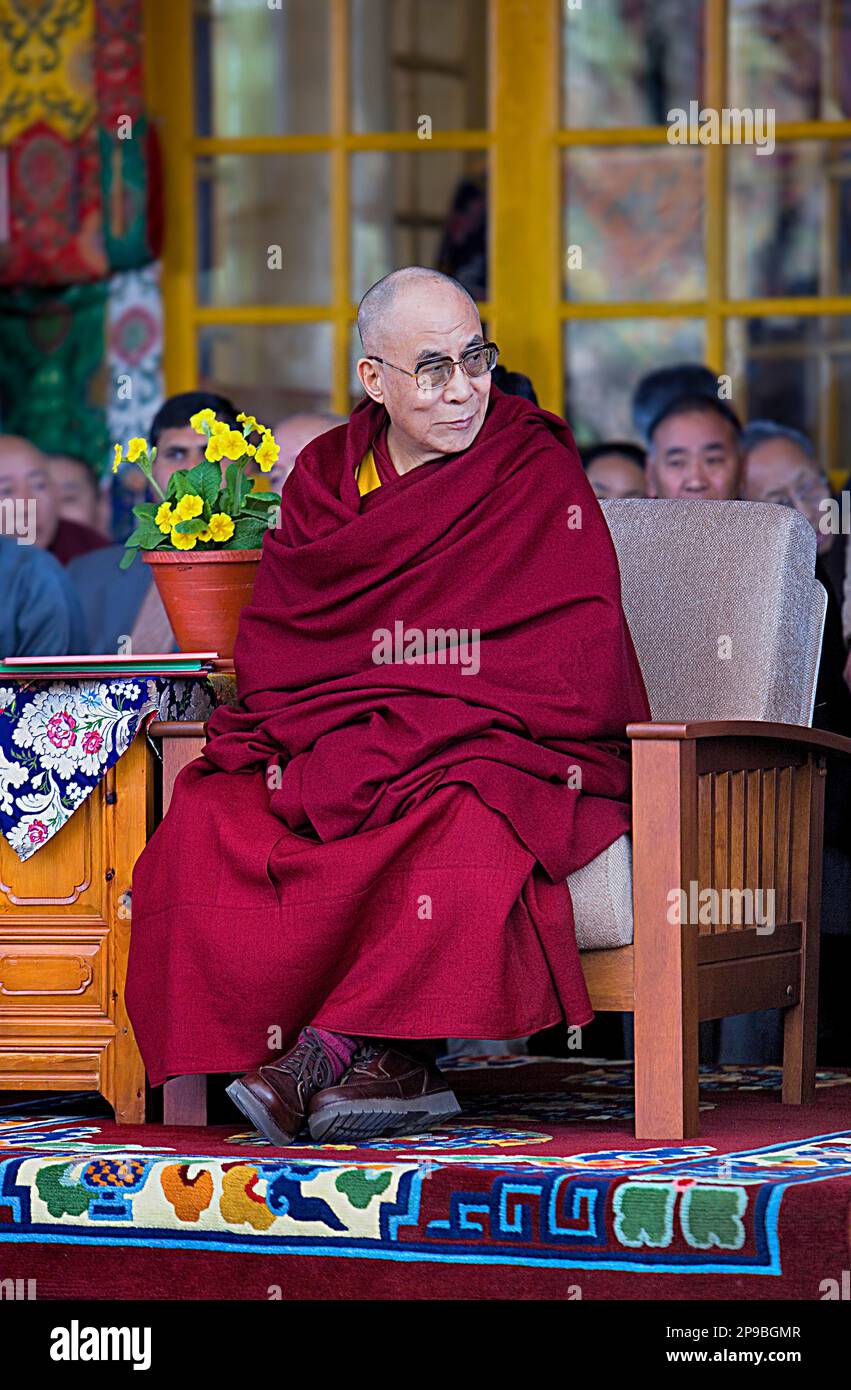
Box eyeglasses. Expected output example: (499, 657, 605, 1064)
(367, 342, 499, 393)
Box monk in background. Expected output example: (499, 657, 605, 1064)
(0, 436, 110, 564)
(126, 268, 650, 1145)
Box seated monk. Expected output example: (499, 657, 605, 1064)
(125, 266, 651, 1145)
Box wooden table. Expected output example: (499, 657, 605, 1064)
(0, 734, 152, 1123)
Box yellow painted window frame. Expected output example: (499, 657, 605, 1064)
(145, 0, 851, 476)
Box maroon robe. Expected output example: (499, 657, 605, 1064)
(126, 387, 650, 1086)
(50, 518, 111, 566)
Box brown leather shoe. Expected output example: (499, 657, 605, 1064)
(307, 1042, 461, 1142)
(226, 1027, 337, 1145)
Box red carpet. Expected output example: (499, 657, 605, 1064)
(1, 1058, 850, 1300)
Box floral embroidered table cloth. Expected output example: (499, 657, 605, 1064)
(0, 676, 225, 862)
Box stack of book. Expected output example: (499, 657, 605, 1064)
(0, 653, 220, 679)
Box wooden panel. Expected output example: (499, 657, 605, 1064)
(0, 782, 108, 917)
(631, 738, 699, 1139)
(0, 934, 107, 1016)
(695, 738, 804, 774)
(0, 1046, 105, 1090)
(698, 951, 800, 1020)
(712, 771, 730, 913)
(783, 759, 824, 1105)
(729, 770, 745, 909)
(697, 921, 801, 963)
(761, 767, 777, 903)
(744, 768, 762, 895)
(162, 737, 206, 813)
(774, 765, 793, 925)
(789, 764, 815, 920)
(582, 945, 634, 1012)
(697, 772, 713, 907)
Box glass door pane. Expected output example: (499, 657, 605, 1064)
(562, 0, 706, 128)
(350, 0, 488, 132)
(195, 0, 331, 136)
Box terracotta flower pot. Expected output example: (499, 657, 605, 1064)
(143, 548, 262, 659)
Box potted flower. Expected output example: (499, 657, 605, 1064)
(113, 409, 282, 658)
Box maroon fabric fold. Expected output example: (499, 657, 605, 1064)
(126, 387, 651, 1085)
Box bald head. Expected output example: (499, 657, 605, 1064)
(357, 267, 478, 357)
(264, 411, 347, 489)
(355, 266, 491, 473)
(0, 435, 44, 468)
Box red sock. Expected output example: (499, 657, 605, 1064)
(302, 1025, 358, 1081)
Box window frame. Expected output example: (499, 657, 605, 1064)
(144, 0, 851, 477)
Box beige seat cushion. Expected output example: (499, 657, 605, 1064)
(598, 499, 825, 724)
(569, 833, 633, 950)
(569, 501, 827, 953)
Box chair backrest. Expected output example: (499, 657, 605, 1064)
(600, 499, 826, 726)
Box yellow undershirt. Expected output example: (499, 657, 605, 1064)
(355, 447, 382, 497)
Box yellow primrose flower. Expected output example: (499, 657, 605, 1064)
(255, 432, 280, 473)
(173, 493, 204, 521)
(246, 444, 256, 457)
(210, 419, 230, 435)
(189, 408, 217, 433)
(171, 527, 198, 551)
(197, 526, 213, 542)
(155, 502, 174, 534)
(207, 513, 235, 542)
(126, 437, 148, 463)
(205, 434, 225, 463)
(112, 443, 123, 473)
(221, 429, 247, 461)
(237, 412, 260, 434)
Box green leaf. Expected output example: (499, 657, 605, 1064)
(131, 502, 158, 522)
(242, 489, 281, 509)
(184, 459, 223, 509)
(173, 517, 209, 535)
(125, 516, 165, 550)
(222, 515, 268, 550)
(120, 546, 139, 569)
(168, 469, 192, 501)
(225, 464, 252, 513)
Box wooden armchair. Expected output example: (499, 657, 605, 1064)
(569, 500, 851, 1139)
(150, 502, 847, 1139)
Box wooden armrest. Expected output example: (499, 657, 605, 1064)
(147, 720, 209, 738)
(626, 720, 851, 759)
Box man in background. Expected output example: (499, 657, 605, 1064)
(582, 442, 647, 500)
(633, 363, 722, 446)
(741, 420, 850, 666)
(149, 390, 240, 494)
(0, 436, 111, 565)
(645, 395, 743, 502)
(48, 453, 105, 532)
(262, 411, 346, 493)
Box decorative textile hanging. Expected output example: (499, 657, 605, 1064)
(0, 280, 109, 466)
(0, 0, 161, 287)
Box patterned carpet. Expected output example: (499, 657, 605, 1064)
(1, 1059, 850, 1300)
